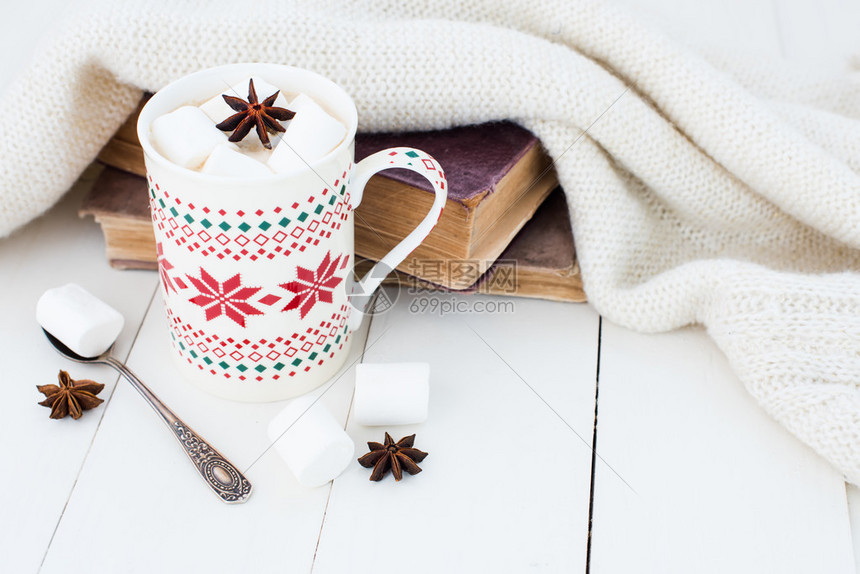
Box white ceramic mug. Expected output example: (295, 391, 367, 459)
(138, 63, 447, 402)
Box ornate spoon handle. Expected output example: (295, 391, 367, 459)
(104, 357, 252, 503)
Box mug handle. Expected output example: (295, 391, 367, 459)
(347, 147, 448, 328)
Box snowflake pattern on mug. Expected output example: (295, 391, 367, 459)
(280, 251, 349, 319)
(186, 268, 264, 327)
(156, 242, 187, 294)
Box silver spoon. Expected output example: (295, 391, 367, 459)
(43, 329, 252, 504)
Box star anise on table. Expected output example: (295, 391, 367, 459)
(37, 370, 105, 420)
(215, 79, 296, 149)
(358, 432, 428, 482)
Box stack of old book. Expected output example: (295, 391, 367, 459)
(84, 96, 585, 302)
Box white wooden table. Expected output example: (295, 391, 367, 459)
(2, 1, 859, 572)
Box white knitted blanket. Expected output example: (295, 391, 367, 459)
(2, 1, 858, 483)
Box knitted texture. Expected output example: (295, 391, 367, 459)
(1, 0, 858, 482)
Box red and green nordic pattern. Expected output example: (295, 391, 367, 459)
(157, 250, 352, 381)
(165, 303, 352, 382)
(148, 167, 353, 264)
(382, 148, 447, 194)
(149, 165, 357, 384)
(173, 251, 351, 327)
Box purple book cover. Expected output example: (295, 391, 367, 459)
(355, 121, 539, 205)
(501, 187, 574, 269)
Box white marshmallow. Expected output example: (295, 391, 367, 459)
(235, 138, 275, 164)
(150, 105, 227, 169)
(241, 145, 274, 165)
(353, 363, 430, 426)
(268, 396, 354, 488)
(267, 93, 347, 174)
(287, 93, 318, 114)
(201, 142, 273, 177)
(198, 76, 291, 125)
(36, 284, 124, 358)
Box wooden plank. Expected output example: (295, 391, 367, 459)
(848, 485, 860, 573)
(589, 323, 855, 573)
(312, 291, 600, 573)
(0, 166, 159, 572)
(40, 295, 372, 573)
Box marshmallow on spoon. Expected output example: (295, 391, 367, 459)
(36, 284, 124, 358)
(198, 76, 291, 125)
(353, 363, 430, 426)
(201, 142, 273, 177)
(268, 396, 354, 488)
(150, 105, 228, 169)
(268, 93, 347, 174)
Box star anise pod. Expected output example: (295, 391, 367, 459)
(358, 432, 428, 482)
(37, 370, 105, 420)
(215, 79, 296, 149)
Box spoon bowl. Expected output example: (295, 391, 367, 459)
(43, 329, 111, 362)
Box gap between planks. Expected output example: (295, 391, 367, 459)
(37, 283, 160, 573)
(310, 309, 376, 573)
(585, 316, 602, 574)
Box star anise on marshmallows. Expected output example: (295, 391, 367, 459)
(215, 79, 296, 149)
(357, 432, 428, 482)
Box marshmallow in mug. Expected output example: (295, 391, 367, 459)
(148, 77, 347, 176)
(267, 94, 348, 174)
(201, 142, 273, 178)
(198, 76, 291, 126)
(150, 105, 228, 170)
